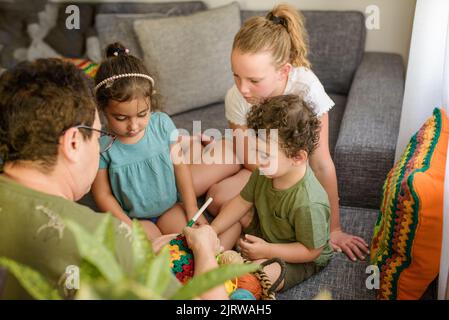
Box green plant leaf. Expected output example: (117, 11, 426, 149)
(144, 246, 174, 296)
(0, 257, 61, 300)
(131, 219, 154, 283)
(79, 260, 103, 283)
(171, 263, 259, 300)
(94, 214, 115, 253)
(75, 282, 100, 300)
(65, 219, 123, 284)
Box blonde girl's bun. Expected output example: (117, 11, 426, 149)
(268, 4, 310, 68)
(233, 4, 310, 68)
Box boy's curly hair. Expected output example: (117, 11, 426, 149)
(246, 94, 321, 158)
(0, 58, 97, 172)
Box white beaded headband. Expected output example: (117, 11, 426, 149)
(94, 73, 155, 92)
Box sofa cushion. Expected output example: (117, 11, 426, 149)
(370, 108, 448, 300)
(241, 10, 365, 95)
(96, 2, 207, 59)
(133, 2, 241, 115)
(96, 13, 177, 59)
(277, 206, 378, 300)
(333, 53, 404, 209)
(171, 102, 228, 135)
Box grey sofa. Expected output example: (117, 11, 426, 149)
(87, 2, 404, 300)
(2, 1, 405, 300)
(167, 6, 404, 300)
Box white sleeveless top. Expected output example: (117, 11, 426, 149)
(225, 67, 334, 126)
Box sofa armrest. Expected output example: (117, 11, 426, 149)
(334, 52, 404, 209)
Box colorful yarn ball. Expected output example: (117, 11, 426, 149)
(224, 279, 238, 295)
(230, 288, 256, 300)
(169, 234, 194, 284)
(237, 273, 262, 300)
(217, 250, 244, 265)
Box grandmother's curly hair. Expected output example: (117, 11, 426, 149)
(246, 94, 321, 158)
(0, 58, 96, 172)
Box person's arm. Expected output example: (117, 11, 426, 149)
(210, 195, 253, 235)
(91, 169, 133, 226)
(171, 143, 207, 225)
(309, 113, 369, 260)
(309, 113, 340, 233)
(238, 234, 323, 263)
(184, 225, 228, 300)
(151, 234, 177, 253)
(228, 121, 259, 172)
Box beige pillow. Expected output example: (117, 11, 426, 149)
(134, 2, 241, 115)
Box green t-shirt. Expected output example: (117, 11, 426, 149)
(0, 175, 134, 299)
(240, 166, 334, 266)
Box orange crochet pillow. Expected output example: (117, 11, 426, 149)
(370, 108, 448, 300)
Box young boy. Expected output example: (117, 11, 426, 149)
(211, 94, 334, 292)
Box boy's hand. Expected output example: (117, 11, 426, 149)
(238, 234, 269, 260)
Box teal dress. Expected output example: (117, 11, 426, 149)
(99, 112, 179, 219)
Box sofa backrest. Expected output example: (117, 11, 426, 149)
(95, 1, 206, 15)
(0, 1, 207, 68)
(1, 1, 366, 96)
(96, 1, 207, 59)
(241, 10, 366, 95)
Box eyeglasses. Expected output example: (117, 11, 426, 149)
(61, 125, 116, 153)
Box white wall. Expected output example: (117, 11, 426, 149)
(395, 0, 449, 160)
(56, 0, 416, 66)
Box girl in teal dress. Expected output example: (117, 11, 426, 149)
(91, 42, 207, 240)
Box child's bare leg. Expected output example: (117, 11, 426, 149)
(190, 138, 241, 197)
(139, 220, 162, 241)
(217, 208, 254, 251)
(178, 135, 203, 164)
(253, 259, 284, 292)
(218, 223, 242, 250)
(156, 203, 188, 234)
(206, 168, 252, 216)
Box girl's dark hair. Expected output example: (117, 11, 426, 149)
(94, 42, 159, 111)
(247, 94, 321, 157)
